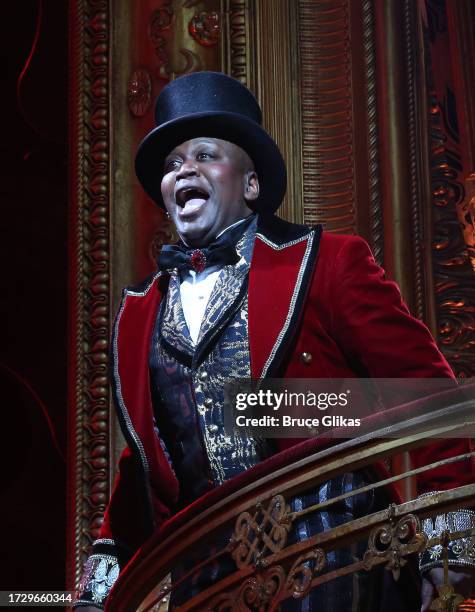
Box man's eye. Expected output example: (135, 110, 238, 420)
(164, 159, 181, 172)
(197, 152, 214, 161)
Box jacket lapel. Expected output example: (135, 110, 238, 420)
(195, 258, 248, 338)
(111, 271, 179, 508)
(193, 216, 256, 365)
(248, 215, 323, 379)
(160, 272, 195, 363)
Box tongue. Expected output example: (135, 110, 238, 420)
(182, 198, 207, 214)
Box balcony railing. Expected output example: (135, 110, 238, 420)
(106, 390, 475, 611)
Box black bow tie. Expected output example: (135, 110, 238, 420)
(157, 217, 254, 273)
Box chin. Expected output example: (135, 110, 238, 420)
(177, 223, 213, 248)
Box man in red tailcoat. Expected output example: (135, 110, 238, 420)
(74, 72, 474, 611)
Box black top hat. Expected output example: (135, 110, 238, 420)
(134, 71, 287, 213)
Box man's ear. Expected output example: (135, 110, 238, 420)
(244, 171, 259, 202)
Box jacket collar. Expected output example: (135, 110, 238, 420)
(249, 215, 323, 378)
(255, 213, 315, 247)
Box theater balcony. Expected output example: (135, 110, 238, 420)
(106, 387, 475, 611)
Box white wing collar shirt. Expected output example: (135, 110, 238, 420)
(179, 216, 253, 344)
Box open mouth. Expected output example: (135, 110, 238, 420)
(175, 187, 210, 207)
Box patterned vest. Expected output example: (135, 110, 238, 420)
(149, 218, 269, 509)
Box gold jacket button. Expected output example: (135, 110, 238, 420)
(209, 424, 218, 433)
(300, 352, 313, 365)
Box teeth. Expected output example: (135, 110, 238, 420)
(177, 188, 208, 206)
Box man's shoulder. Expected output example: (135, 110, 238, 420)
(255, 214, 314, 246)
(256, 215, 371, 257)
(122, 270, 166, 297)
(319, 230, 371, 257)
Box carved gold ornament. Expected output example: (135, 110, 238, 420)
(363, 505, 427, 580)
(209, 565, 286, 611)
(285, 548, 326, 599)
(229, 495, 292, 569)
(127, 69, 152, 117)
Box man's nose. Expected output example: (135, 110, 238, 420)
(176, 159, 199, 179)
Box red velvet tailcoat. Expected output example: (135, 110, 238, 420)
(101, 215, 472, 562)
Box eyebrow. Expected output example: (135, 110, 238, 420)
(189, 139, 220, 149)
(166, 139, 221, 161)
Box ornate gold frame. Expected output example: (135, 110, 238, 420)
(67, 0, 475, 590)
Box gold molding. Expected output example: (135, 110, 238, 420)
(68, 0, 112, 591)
(361, 0, 383, 266)
(297, 0, 357, 232)
(223, 0, 255, 87)
(253, 0, 303, 224)
(375, 0, 413, 308)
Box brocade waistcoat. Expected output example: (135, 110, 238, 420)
(149, 218, 269, 508)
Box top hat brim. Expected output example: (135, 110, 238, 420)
(134, 111, 287, 213)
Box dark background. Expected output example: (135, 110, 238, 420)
(0, 0, 67, 592)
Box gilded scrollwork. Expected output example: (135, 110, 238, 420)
(70, 0, 111, 589)
(207, 544, 325, 609)
(149, 5, 174, 67)
(158, 48, 202, 80)
(127, 69, 152, 117)
(208, 565, 286, 611)
(147, 1, 222, 81)
(285, 548, 326, 599)
(149, 6, 175, 39)
(463, 176, 475, 272)
(362, 506, 427, 580)
(424, 0, 475, 377)
(229, 495, 293, 569)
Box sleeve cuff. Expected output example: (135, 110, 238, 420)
(73, 539, 120, 608)
(418, 493, 475, 573)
